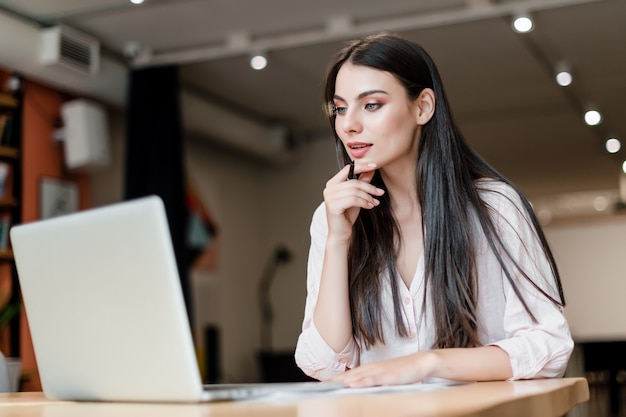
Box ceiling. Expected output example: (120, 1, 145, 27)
(0, 0, 625, 211)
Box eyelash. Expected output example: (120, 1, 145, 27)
(333, 105, 347, 116)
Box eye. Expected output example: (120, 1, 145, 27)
(333, 105, 347, 116)
(364, 102, 382, 111)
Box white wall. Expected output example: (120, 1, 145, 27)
(258, 141, 338, 350)
(545, 217, 626, 342)
(185, 140, 267, 382)
(185, 137, 336, 382)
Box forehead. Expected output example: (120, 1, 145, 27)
(334, 63, 403, 97)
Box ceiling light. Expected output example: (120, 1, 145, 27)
(622, 160, 626, 174)
(555, 71, 572, 87)
(555, 62, 573, 87)
(512, 13, 533, 33)
(584, 109, 602, 126)
(250, 53, 268, 70)
(130, 0, 145, 4)
(606, 137, 621, 154)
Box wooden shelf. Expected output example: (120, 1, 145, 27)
(0, 249, 13, 260)
(0, 146, 18, 159)
(0, 93, 18, 109)
(0, 197, 17, 208)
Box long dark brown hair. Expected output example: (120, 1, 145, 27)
(324, 32, 564, 349)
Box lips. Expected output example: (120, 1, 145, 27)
(347, 142, 372, 158)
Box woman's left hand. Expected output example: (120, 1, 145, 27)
(329, 352, 436, 388)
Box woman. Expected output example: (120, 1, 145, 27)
(294, 32, 573, 387)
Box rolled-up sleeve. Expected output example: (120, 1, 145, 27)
(491, 298, 573, 379)
(484, 184, 574, 379)
(295, 319, 359, 380)
(294, 203, 360, 380)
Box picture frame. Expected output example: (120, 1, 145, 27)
(39, 177, 79, 219)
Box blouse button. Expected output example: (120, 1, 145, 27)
(404, 297, 411, 306)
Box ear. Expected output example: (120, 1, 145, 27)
(413, 88, 435, 125)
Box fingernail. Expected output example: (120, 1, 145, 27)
(376, 188, 385, 194)
(367, 163, 377, 168)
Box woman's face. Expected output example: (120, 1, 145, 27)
(332, 62, 422, 171)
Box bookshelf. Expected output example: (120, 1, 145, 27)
(0, 90, 22, 359)
(0, 92, 20, 259)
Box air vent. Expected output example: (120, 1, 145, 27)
(40, 26, 100, 75)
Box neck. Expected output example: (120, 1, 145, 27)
(380, 162, 419, 218)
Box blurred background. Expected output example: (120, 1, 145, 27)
(0, 0, 624, 415)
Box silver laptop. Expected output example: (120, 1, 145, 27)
(10, 196, 341, 402)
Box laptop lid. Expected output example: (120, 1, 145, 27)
(11, 196, 206, 402)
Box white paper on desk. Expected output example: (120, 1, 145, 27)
(244, 381, 462, 403)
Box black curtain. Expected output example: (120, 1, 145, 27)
(124, 65, 192, 328)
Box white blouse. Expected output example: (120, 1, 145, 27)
(295, 180, 573, 381)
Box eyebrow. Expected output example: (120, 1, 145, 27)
(333, 89, 390, 102)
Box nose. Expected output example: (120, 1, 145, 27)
(337, 108, 362, 135)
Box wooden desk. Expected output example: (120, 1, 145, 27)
(0, 377, 588, 417)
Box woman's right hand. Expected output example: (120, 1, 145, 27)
(323, 162, 384, 242)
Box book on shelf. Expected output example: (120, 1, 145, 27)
(0, 116, 15, 147)
(0, 115, 8, 144)
(0, 162, 11, 198)
(0, 214, 10, 251)
(0, 114, 7, 133)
